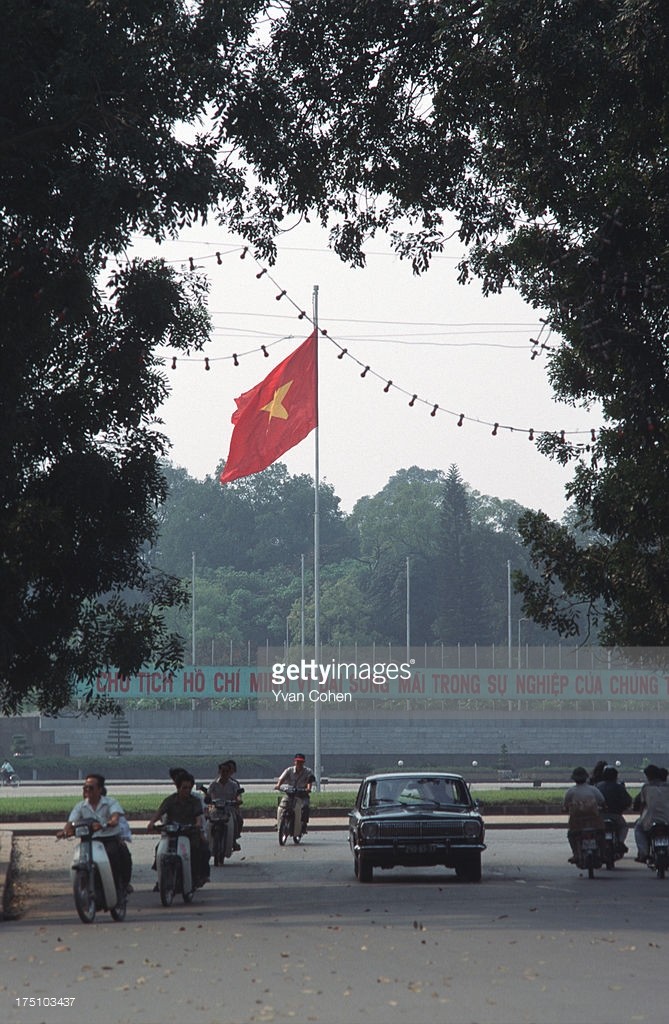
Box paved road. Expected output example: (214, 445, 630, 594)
(3, 828, 667, 1024)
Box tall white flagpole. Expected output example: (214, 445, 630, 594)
(312, 285, 321, 789)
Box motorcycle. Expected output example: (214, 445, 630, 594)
(209, 800, 236, 866)
(278, 786, 310, 846)
(569, 827, 605, 878)
(1, 769, 20, 787)
(69, 821, 128, 923)
(646, 821, 669, 879)
(155, 822, 200, 905)
(602, 815, 627, 870)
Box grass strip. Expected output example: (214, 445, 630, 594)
(2, 787, 638, 822)
(0, 791, 358, 821)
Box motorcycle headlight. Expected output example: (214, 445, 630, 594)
(463, 820, 482, 839)
(360, 821, 379, 841)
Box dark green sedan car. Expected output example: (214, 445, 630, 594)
(348, 771, 486, 883)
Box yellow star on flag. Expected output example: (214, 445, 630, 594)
(261, 380, 293, 420)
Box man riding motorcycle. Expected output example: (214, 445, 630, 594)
(275, 753, 315, 833)
(58, 773, 132, 894)
(205, 760, 243, 853)
(147, 770, 209, 886)
(633, 764, 669, 862)
(563, 766, 606, 862)
(595, 764, 632, 852)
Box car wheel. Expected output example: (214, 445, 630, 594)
(455, 852, 481, 883)
(355, 852, 373, 883)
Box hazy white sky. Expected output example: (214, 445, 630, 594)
(135, 221, 596, 519)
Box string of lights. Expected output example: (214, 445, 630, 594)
(148, 242, 594, 447)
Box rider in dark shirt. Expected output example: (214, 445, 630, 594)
(147, 771, 209, 885)
(596, 765, 632, 849)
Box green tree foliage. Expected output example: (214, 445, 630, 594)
(220, 1, 669, 645)
(156, 462, 357, 651)
(340, 466, 542, 645)
(0, 0, 265, 712)
(158, 462, 355, 576)
(155, 461, 553, 652)
(350, 468, 443, 642)
(190, 567, 305, 654)
(435, 466, 487, 644)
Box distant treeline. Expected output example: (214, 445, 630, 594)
(155, 462, 577, 657)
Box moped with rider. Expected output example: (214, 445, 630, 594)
(569, 826, 606, 878)
(152, 821, 202, 905)
(147, 769, 209, 903)
(602, 815, 627, 870)
(278, 785, 310, 845)
(64, 820, 128, 923)
(208, 799, 237, 865)
(564, 766, 607, 879)
(645, 821, 669, 879)
(1, 761, 19, 786)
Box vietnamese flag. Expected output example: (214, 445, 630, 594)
(219, 330, 318, 484)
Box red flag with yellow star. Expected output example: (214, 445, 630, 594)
(219, 331, 318, 484)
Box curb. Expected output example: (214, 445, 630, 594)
(0, 829, 14, 920)
(0, 816, 566, 836)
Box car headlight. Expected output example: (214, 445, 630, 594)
(463, 820, 482, 839)
(360, 821, 379, 840)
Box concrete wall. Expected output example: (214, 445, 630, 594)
(33, 707, 669, 775)
(0, 716, 69, 758)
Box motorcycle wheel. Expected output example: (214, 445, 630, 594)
(278, 810, 291, 846)
(222, 824, 233, 864)
(73, 869, 96, 924)
(159, 861, 177, 907)
(656, 852, 667, 879)
(110, 886, 127, 922)
(213, 826, 224, 867)
(586, 853, 595, 879)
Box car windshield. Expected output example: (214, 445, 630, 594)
(365, 777, 470, 809)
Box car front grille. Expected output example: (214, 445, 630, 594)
(377, 820, 465, 840)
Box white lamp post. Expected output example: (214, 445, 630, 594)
(517, 617, 529, 669)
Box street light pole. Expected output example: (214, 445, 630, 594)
(507, 560, 512, 668)
(517, 617, 529, 669)
(406, 556, 410, 664)
(191, 551, 196, 666)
